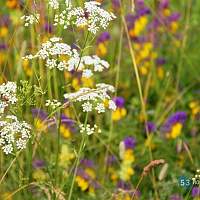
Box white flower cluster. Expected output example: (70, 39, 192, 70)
(0, 115, 31, 154)
(0, 82, 17, 114)
(21, 13, 40, 27)
(54, 1, 116, 34)
(23, 37, 109, 76)
(79, 123, 101, 135)
(48, 0, 59, 9)
(45, 99, 61, 109)
(64, 83, 116, 113)
(0, 82, 31, 155)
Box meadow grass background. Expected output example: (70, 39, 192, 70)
(0, 0, 200, 199)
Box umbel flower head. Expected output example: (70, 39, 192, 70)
(23, 37, 110, 77)
(0, 81, 17, 114)
(0, 115, 31, 154)
(54, 1, 116, 34)
(0, 81, 31, 155)
(64, 83, 116, 113)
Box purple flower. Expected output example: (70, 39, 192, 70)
(0, 43, 7, 51)
(168, 12, 181, 22)
(146, 121, 156, 133)
(170, 194, 183, 200)
(44, 23, 53, 33)
(112, 0, 120, 9)
(156, 58, 166, 66)
(0, 15, 10, 26)
(117, 180, 131, 190)
(32, 159, 45, 169)
(80, 159, 94, 168)
(32, 109, 48, 120)
(107, 155, 117, 166)
(192, 187, 200, 197)
(159, 0, 169, 9)
(97, 32, 111, 44)
(113, 97, 125, 108)
(124, 136, 136, 149)
(161, 111, 187, 133)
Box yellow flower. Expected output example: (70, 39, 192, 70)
(157, 67, 164, 79)
(85, 168, 96, 179)
(96, 43, 107, 57)
(0, 53, 6, 64)
(0, 27, 9, 37)
(22, 60, 32, 76)
(170, 123, 182, 139)
(60, 124, 72, 138)
(170, 22, 179, 33)
(72, 78, 80, 91)
(33, 169, 47, 181)
(82, 77, 94, 88)
(34, 119, 47, 131)
(163, 9, 171, 17)
(112, 108, 127, 121)
(76, 176, 89, 191)
(6, 0, 18, 9)
(123, 149, 135, 163)
(59, 144, 75, 167)
(145, 135, 156, 150)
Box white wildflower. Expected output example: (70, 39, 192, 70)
(23, 37, 110, 75)
(108, 100, 117, 111)
(53, 1, 116, 34)
(64, 83, 115, 113)
(21, 13, 40, 27)
(79, 123, 101, 135)
(95, 103, 105, 113)
(49, 0, 59, 9)
(0, 115, 31, 155)
(0, 82, 17, 114)
(45, 99, 61, 109)
(82, 102, 93, 112)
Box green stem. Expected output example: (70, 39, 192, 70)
(68, 113, 88, 200)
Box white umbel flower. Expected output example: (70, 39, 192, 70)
(21, 13, 40, 27)
(82, 102, 93, 112)
(23, 37, 110, 75)
(53, 1, 116, 34)
(0, 115, 31, 155)
(0, 82, 17, 114)
(49, 0, 59, 9)
(79, 124, 101, 135)
(64, 83, 115, 113)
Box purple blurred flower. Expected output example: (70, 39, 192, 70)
(97, 32, 111, 44)
(32, 159, 45, 169)
(146, 121, 156, 133)
(80, 159, 94, 168)
(113, 97, 125, 108)
(192, 187, 200, 197)
(32, 109, 48, 120)
(44, 23, 53, 33)
(107, 155, 117, 166)
(168, 12, 181, 22)
(159, 0, 169, 9)
(117, 180, 131, 190)
(0, 43, 7, 50)
(170, 194, 183, 200)
(161, 111, 187, 133)
(0, 15, 10, 26)
(112, 0, 120, 9)
(124, 136, 136, 149)
(156, 58, 166, 66)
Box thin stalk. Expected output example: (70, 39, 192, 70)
(55, 109, 62, 186)
(120, 2, 159, 199)
(68, 113, 88, 200)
